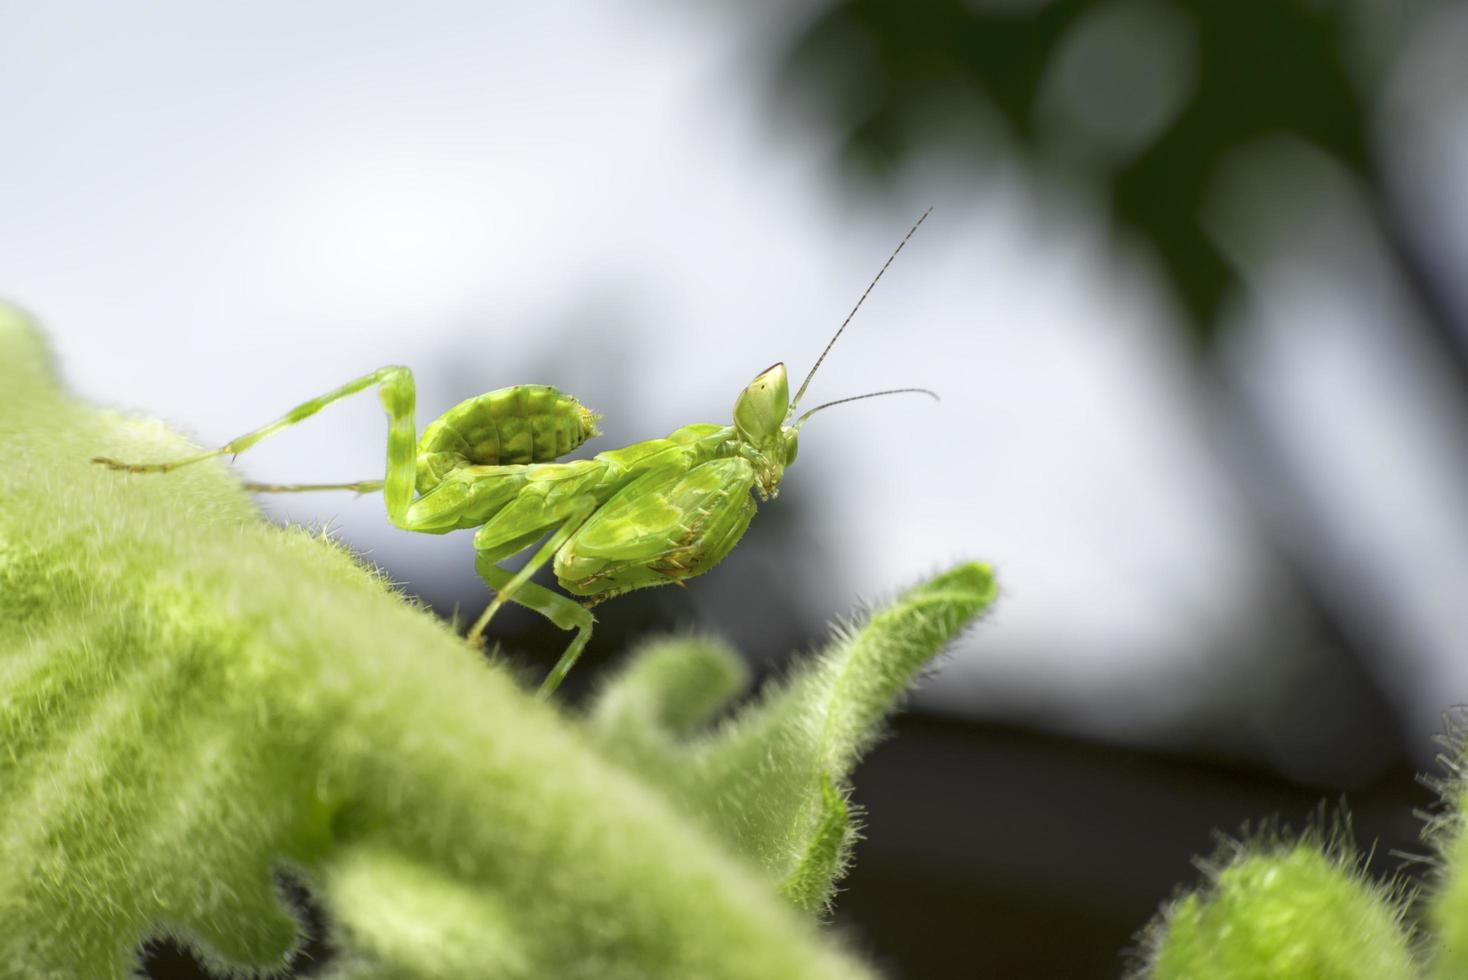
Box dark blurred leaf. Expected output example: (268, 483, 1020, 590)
(775, 0, 1369, 344)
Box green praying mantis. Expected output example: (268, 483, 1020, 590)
(94, 211, 937, 696)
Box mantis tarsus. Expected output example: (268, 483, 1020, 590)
(94, 211, 937, 696)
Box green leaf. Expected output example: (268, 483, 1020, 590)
(695, 563, 995, 898)
(317, 845, 532, 979)
(586, 633, 751, 759)
(777, 775, 852, 913)
(586, 561, 998, 913)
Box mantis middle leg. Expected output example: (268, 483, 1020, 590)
(470, 494, 599, 697)
(473, 563, 595, 698)
(93, 366, 420, 523)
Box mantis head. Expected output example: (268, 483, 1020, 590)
(731, 208, 939, 501)
(733, 362, 799, 500)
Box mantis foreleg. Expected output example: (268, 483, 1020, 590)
(555, 458, 757, 601)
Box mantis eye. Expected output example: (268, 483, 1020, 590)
(783, 429, 799, 466)
(733, 362, 789, 444)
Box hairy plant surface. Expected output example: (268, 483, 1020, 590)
(1423, 719, 1468, 980)
(0, 304, 997, 979)
(1136, 835, 1417, 980)
(1130, 727, 1468, 978)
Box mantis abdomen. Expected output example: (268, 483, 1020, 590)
(416, 384, 601, 492)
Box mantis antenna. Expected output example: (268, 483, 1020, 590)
(793, 387, 940, 429)
(787, 206, 934, 417)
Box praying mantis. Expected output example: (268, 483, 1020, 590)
(94, 211, 936, 696)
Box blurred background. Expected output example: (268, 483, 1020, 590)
(3, 1, 1468, 976)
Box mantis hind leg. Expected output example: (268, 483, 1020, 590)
(93, 366, 420, 523)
